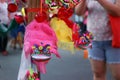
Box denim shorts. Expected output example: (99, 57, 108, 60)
(88, 40, 120, 64)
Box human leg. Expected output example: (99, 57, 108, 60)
(88, 41, 107, 80)
(0, 37, 2, 51)
(17, 32, 23, 49)
(90, 59, 106, 80)
(2, 36, 8, 55)
(2, 36, 8, 51)
(12, 38, 17, 49)
(109, 64, 120, 80)
(104, 41, 120, 80)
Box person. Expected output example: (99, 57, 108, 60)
(9, 12, 25, 50)
(0, 0, 9, 55)
(75, 0, 120, 80)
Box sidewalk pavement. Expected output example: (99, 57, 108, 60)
(0, 44, 113, 80)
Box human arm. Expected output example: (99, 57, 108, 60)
(74, 0, 87, 16)
(97, 0, 120, 16)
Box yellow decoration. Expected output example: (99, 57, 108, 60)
(50, 17, 72, 42)
(58, 41, 75, 53)
(32, 46, 36, 49)
(21, 8, 26, 17)
(47, 46, 50, 49)
(50, 17, 74, 52)
(39, 46, 43, 50)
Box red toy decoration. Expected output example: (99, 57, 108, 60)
(14, 14, 24, 24)
(35, 11, 48, 23)
(57, 7, 74, 29)
(8, 3, 18, 12)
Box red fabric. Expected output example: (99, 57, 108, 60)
(109, 15, 120, 48)
(34, 11, 48, 22)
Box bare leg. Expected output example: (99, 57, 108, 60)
(17, 32, 23, 49)
(13, 38, 17, 49)
(89, 59, 106, 80)
(109, 64, 120, 80)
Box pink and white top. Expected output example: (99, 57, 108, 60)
(0, 2, 9, 24)
(86, 0, 115, 41)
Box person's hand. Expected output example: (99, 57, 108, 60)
(75, 0, 87, 15)
(79, 0, 87, 4)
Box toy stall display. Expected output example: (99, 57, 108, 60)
(17, 0, 60, 80)
(18, 13, 60, 80)
(48, 0, 77, 53)
(17, 0, 94, 80)
(48, 0, 93, 57)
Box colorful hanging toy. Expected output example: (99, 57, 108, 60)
(73, 24, 94, 49)
(26, 68, 39, 80)
(32, 42, 51, 56)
